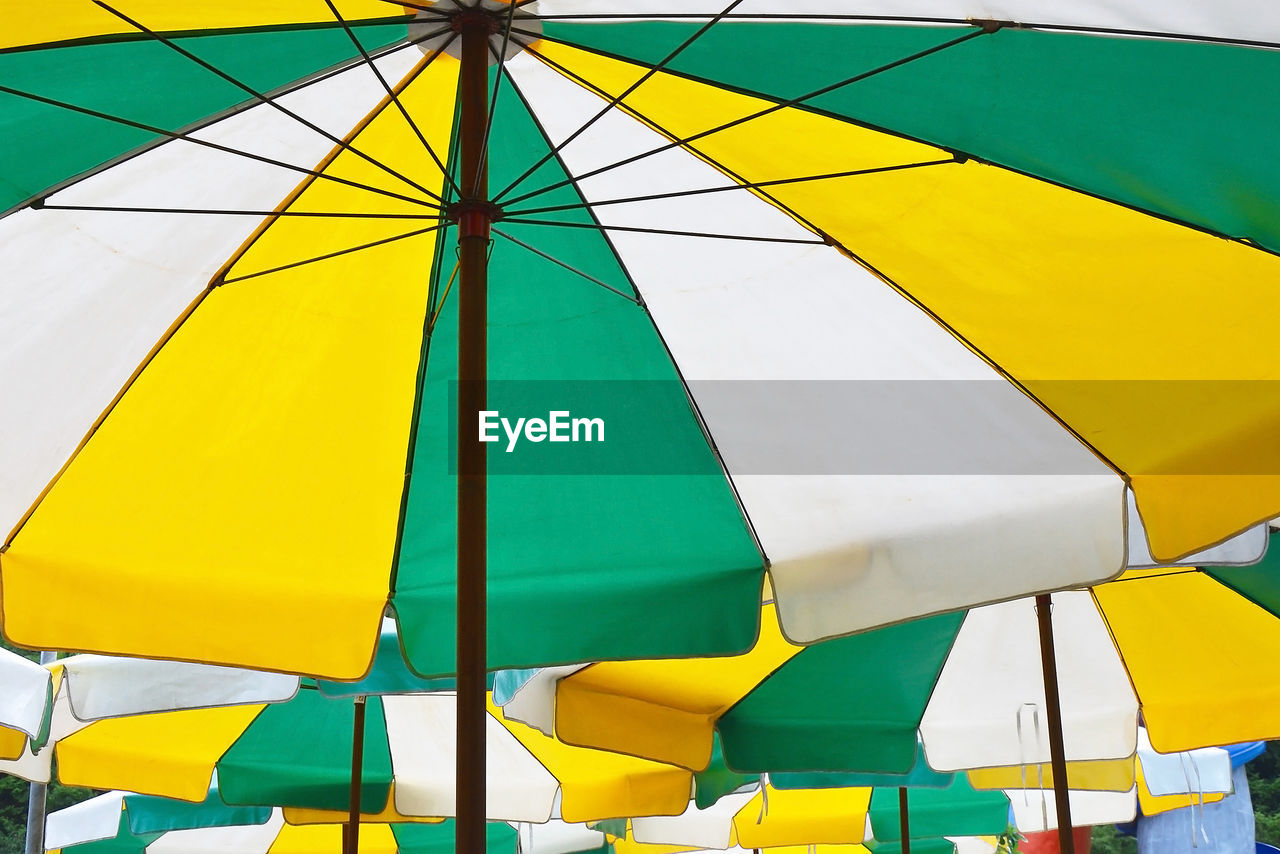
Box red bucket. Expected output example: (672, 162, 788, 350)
(1018, 827, 1093, 854)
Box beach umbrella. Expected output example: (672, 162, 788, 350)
(0, 647, 55, 760)
(38, 686, 695, 825)
(607, 753, 1227, 854)
(0, 652, 299, 780)
(504, 537, 1280, 769)
(984, 731, 1236, 835)
(609, 775, 1009, 851)
(967, 729, 1234, 809)
(43, 792, 580, 854)
(585, 741, 1228, 852)
(43, 787, 276, 853)
(608, 830, 992, 854)
(51, 813, 440, 854)
(42, 789, 614, 854)
(5, 628, 677, 854)
(501, 534, 1280, 846)
(5, 7, 1280, 854)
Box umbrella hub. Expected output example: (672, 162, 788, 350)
(447, 199, 504, 239)
(449, 9, 502, 36)
(409, 0, 543, 64)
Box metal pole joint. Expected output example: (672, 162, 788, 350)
(448, 200, 503, 240)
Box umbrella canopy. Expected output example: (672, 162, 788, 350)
(0, 646, 55, 758)
(612, 776, 1009, 851)
(0, 651, 299, 779)
(610, 834, 983, 854)
(44, 785, 616, 854)
(3, 2, 1280, 682)
(46, 796, 533, 854)
(41, 687, 695, 824)
(965, 731, 1233, 808)
(600, 744, 1226, 849)
(44, 788, 276, 852)
(501, 531, 1280, 775)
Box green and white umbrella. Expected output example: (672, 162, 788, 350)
(43, 792, 595, 854)
(41, 685, 696, 825)
(502, 535, 1280, 777)
(2, 0, 1280, 682)
(608, 775, 1010, 851)
(0, 651, 299, 779)
(0, 646, 56, 759)
(44, 787, 275, 854)
(5, 6, 1280, 854)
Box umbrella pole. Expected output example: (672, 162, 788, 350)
(22, 780, 47, 854)
(898, 787, 911, 854)
(456, 9, 492, 854)
(22, 651, 57, 854)
(345, 695, 367, 854)
(1034, 594, 1075, 854)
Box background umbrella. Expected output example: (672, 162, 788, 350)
(43, 787, 275, 852)
(44, 791, 601, 854)
(613, 748, 1228, 852)
(4, 625, 680, 854)
(502, 533, 1280, 854)
(503, 534, 1280, 770)
(0, 651, 299, 782)
(40, 686, 695, 825)
(43, 790, 616, 854)
(6, 7, 1280, 854)
(44, 795, 546, 854)
(0, 647, 56, 761)
(609, 832, 991, 854)
(612, 775, 1009, 851)
(966, 728, 1234, 814)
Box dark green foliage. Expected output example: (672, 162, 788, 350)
(1250, 742, 1280, 845)
(0, 774, 32, 854)
(1090, 823, 1138, 854)
(0, 775, 99, 854)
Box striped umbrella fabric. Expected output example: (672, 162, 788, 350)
(610, 835, 983, 854)
(0, 652, 299, 780)
(0, 647, 55, 760)
(44, 686, 695, 824)
(44, 788, 276, 853)
(598, 740, 1228, 848)
(501, 533, 1280, 778)
(607, 776, 1009, 850)
(1, 2, 1278, 681)
(45, 794, 573, 854)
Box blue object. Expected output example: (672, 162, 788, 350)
(1256, 843, 1280, 853)
(1226, 741, 1267, 767)
(1137, 764, 1255, 854)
